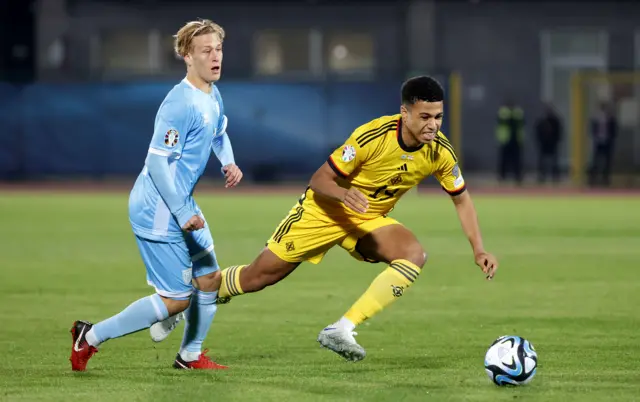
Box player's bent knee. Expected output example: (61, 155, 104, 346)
(401, 245, 427, 268)
(193, 270, 221, 292)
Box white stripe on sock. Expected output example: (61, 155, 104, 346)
(195, 289, 218, 304)
(148, 281, 193, 299)
(191, 244, 214, 262)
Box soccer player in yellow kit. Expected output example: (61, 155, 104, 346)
(152, 76, 498, 362)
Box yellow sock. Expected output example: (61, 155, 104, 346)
(344, 259, 422, 326)
(218, 265, 247, 299)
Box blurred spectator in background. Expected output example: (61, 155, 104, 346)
(535, 102, 562, 183)
(588, 101, 617, 187)
(496, 98, 525, 185)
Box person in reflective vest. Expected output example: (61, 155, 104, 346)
(496, 101, 525, 184)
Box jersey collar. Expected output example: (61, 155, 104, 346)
(396, 118, 424, 152)
(183, 77, 197, 90)
(182, 76, 213, 95)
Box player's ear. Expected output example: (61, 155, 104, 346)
(400, 104, 409, 120)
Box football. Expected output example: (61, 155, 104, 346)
(484, 335, 538, 386)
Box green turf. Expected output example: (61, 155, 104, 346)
(1, 191, 639, 401)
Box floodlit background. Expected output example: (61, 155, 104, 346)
(2, 0, 640, 186)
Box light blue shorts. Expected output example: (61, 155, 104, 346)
(135, 226, 219, 300)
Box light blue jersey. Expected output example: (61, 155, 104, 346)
(129, 78, 234, 243)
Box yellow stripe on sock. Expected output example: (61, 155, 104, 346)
(219, 265, 246, 298)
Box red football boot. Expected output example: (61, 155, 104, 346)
(69, 320, 98, 371)
(173, 349, 228, 370)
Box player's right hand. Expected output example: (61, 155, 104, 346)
(223, 164, 243, 188)
(475, 251, 498, 280)
(342, 188, 369, 214)
(182, 215, 205, 232)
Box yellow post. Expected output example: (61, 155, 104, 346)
(448, 72, 463, 166)
(570, 71, 584, 187)
(569, 71, 640, 188)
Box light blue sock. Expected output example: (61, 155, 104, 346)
(87, 294, 169, 346)
(179, 290, 218, 361)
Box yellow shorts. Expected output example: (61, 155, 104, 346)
(266, 202, 401, 265)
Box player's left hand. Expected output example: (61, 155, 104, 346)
(223, 164, 243, 188)
(474, 251, 498, 280)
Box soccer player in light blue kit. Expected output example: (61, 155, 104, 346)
(69, 19, 242, 371)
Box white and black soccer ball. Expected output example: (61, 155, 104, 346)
(484, 335, 538, 386)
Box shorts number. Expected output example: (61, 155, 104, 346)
(369, 185, 399, 201)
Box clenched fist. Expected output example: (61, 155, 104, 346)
(182, 215, 205, 232)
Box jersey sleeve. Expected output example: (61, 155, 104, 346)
(145, 152, 195, 227)
(148, 99, 194, 158)
(327, 134, 372, 178)
(434, 148, 466, 196)
(213, 86, 228, 135)
(212, 131, 235, 168)
(211, 86, 234, 168)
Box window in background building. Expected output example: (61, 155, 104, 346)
(99, 30, 151, 76)
(325, 31, 374, 77)
(253, 29, 310, 76)
(548, 30, 607, 59)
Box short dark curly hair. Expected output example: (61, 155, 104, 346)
(401, 76, 444, 105)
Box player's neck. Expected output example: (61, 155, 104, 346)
(185, 72, 212, 94)
(400, 126, 421, 150)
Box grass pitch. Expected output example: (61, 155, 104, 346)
(1, 190, 639, 401)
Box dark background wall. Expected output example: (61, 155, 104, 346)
(2, 0, 639, 181)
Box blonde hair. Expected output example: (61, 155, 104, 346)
(174, 19, 225, 58)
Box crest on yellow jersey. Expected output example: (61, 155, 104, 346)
(389, 174, 403, 186)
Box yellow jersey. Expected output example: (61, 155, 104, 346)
(303, 114, 466, 221)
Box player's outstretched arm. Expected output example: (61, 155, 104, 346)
(450, 190, 498, 279)
(310, 162, 368, 213)
(146, 153, 203, 232)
